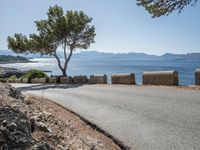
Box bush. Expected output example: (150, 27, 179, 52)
(0, 78, 6, 83)
(8, 75, 17, 80)
(21, 69, 48, 79)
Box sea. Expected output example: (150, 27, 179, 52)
(1, 58, 200, 85)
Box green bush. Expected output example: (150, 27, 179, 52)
(8, 75, 17, 80)
(21, 69, 48, 79)
(0, 78, 6, 83)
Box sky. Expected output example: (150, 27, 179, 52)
(0, 0, 200, 55)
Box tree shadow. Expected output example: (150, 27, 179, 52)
(15, 84, 84, 92)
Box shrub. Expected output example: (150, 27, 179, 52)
(8, 75, 17, 80)
(0, 78, 6, 83)
(21, 69, 48, 79)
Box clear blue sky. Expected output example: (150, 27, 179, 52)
(0, 0, 199, 55)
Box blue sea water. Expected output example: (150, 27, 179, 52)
(1, 58, 200, 85)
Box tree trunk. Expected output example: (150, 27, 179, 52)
(53, 52, 66, 76)
(53, 45, 74, 77)
(62, 45, 74, 77)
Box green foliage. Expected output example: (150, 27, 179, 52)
(8, 75, 17, 80)
(0, 78, 6, 83)
(21, 69, 48, 79)
(137, 0, 199, 17)
(7, 5, 96, 76)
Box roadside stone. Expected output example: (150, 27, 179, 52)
(35, 121, 51, 132)
(32, 142, 54, 150)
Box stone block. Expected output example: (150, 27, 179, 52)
(143, 70, 179, 86)
(111, 73, 135, 85)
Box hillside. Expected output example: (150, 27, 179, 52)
(0, 55, 30, 63)
(0, 49, 200, 60)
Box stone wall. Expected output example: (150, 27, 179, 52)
(22, 78, 29, 83)
(31, 78, 39, 83)
(48, 77, 58, 84)
(111, 73, 135, 85)
(60, 76, 72, 84)
(89, 75, 107, 84)
(143, 70, 179, 86)
(195, 69, 200, 85)
(38, 78, 47, 84)
(72, 75, 89, 84)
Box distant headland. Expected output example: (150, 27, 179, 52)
(0, 49, 200, 60)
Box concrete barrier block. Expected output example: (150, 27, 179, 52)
(38, 78, 47, 84)
(60, 76, 72, 84)
(48, 77, 58, 83)
(89, 74, 107, 84)
(22, 78, 29, 83)
(15, 79, 22, 83)
(111, 73, 135, 85)
(72, 75, 89, 84)
(195, 69, 200, 85)
(143, 70, 179, 86)
(31, 78, 39, 83)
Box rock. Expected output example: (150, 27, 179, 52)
(8, 86, 25, 101)
(0, 69, 25, 78)
(35, 122, 51, 132)
(0, 106, 33, 149)
(33, 142, 54, 150)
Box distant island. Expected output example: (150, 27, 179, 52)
(0, 49, 200, 60)
(0, 55, 31, 64)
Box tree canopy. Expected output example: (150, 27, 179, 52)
(137, 0, 199, 17)
(8, 5, 96, 76)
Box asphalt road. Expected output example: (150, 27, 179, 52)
(12, 84, 200, 150)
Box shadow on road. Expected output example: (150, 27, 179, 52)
(15, 84, 84, 92)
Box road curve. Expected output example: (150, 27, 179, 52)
(12, 84, 200, 150)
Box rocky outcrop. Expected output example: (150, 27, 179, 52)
(0, 105, 33, 149)
(0, 67, 25, 78)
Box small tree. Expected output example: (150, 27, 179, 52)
(8, 5, 96, 76)
(137, 0, 199, 17)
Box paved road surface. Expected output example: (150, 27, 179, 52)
(12, 84, 200, 150)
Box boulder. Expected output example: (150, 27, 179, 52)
(195, 69, 200, 85)
(60, 76, 72, 84)
(89, 74, 107, 84)
(143, 70, 179, 86)
(72, 75, 89, 84)
(111, 73, 135, 85)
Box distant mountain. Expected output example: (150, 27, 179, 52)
(0, 49, 200, 60)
